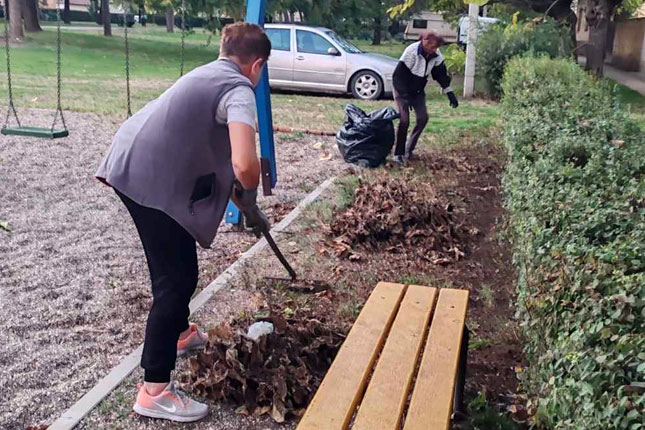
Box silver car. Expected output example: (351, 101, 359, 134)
(264, 24, 398, 100)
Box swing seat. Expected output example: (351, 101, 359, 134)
(1, 126, 69, 139)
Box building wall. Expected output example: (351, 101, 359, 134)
(640, 28, 645, 71)
(612, 18, 645, 71)
(41, 0, 91, 12)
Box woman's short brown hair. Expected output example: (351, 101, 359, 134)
(420, 31, 445, 47)
(220, 22, 272, 64)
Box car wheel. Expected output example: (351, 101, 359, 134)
(350, 71, 383, 100)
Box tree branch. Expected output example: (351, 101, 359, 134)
(544, 0, 561, 18)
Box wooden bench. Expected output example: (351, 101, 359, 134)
(297, 282, 470, 430)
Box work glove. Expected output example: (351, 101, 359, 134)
(447, 91, 459, 108)
(232, 180, 271, 238)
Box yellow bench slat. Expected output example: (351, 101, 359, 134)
(403, 288, 469, 430)
(352, 285, 438, 430)
(296, 282, 406, 430)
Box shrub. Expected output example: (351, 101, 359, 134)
(478, 19, 572, 98)
(443, 43, 466, 76)
(502, 56, 645, 429)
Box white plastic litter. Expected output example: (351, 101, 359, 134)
(246, 321, 274, 341)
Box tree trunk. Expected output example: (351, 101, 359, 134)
(568, 12, 578, 60)
(23, 0, 42, 32)
(586, 21, 609, 75)
(372, 16, 382, 45)
(64, 0, 71, 24)
(165, 7, 174, 32)
(7, 0, 23, 41)
(102, 0, 111, 36)
(585, 0, 616, 75)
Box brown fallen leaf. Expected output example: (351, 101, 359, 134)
(180, 311, 343, 423)
(209, 322, 234, 342)
(319, 151, 333, 161)
(325, 173, 471, 265)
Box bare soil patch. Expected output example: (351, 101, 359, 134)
(75, 138, 523, 429)
(209, 141, 526, 424)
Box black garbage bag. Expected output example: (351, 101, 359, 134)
(336, 104, 400, 168)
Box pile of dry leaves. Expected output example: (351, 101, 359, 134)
(179, 313, 343, 423)
(326, 175, 474, 264)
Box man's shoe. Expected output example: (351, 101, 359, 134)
(392, 155, 405, 164)
(133, 381, 209, 422)
(406, 151, 416, 161)
(177, 323, 207, 356)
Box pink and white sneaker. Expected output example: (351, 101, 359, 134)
(133, 381, 209, 422)
(176, 323, 207, 356)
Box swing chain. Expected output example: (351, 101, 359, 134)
(52, 0, 68, 132)
(124, 1, 132, 117)
(180, 0, 186, 77)
(3, 9, 20, 129)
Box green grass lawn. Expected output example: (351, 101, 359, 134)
(353, 38, 407, 59)
(41, 21, 102, 27)
(0, 27, 498, 146)
(611, 80, 645, 127)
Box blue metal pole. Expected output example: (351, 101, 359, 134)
(246, 0, 277, 188)
(227, 0, 276, 226)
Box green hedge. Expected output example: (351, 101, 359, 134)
(40, 9, 95, 22)
(501, 56, 645, 429)
(477, 20, 572, 98)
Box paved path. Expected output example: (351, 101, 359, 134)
(603, 64, 645, 96)
(578, 55, 645, 96)
(42, 25, 126, 32)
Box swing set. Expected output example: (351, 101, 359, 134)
(2, 0, 277, 227)
(1, 1, 68, 138)
(0, 0, 188, 137)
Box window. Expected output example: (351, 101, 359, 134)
(325, 30, 362, 54)
(413, 19, 428, 29)
(296, 30, 335, 55)
(266, 28, 291, 51)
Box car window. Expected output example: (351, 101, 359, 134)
(324, 30, 362, 54)
(266, 28, 291, 51)
(296, 30, 334, 55)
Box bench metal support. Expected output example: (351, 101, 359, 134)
(452, 326, 469, 421)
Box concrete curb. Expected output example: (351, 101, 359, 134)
(48, 176, 337, 430)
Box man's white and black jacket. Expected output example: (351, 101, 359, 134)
(392, 41, 453, 98)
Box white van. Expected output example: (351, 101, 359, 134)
(404, 12, 458, 42)
(457, 16, 502, 46)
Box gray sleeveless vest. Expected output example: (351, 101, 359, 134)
(96, 59, 253, 248)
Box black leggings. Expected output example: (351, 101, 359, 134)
(116, 189, 198, 383)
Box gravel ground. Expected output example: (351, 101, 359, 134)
(78, 275, 296, 430)
(0, 108, 345, 430)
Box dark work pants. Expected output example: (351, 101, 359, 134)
(116, 189, 198, 383)
(394, 91, 429, 156)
